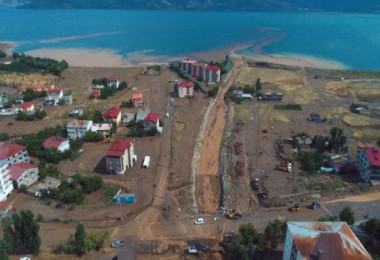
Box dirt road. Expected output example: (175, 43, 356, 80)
(196, 56, 245, 213)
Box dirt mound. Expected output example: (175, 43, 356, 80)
(234, 142, 243, 155)
(235, 161, 244, 177)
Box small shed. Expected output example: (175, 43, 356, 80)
(114, 193, 135, 204)
(143, 156, 150, 168)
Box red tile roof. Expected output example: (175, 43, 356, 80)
(0, 144, 26, 160)
(103, 107, 121, 119)
(106, 139, 133, 157)
(132, 92, 143, 100)
(181, 58, 196, 63)
(0, 194, 14, 210)
(43, 136, 69, 149)
(289, 222, 372, 260)
(48, 89, 62, 95)
(107, 76, 119, 82)
(177, 81, 194, 89)
(362, 147, 380, 167)
(9, 162, 37, 181)
(144, 112, 159, 124)
(205, 65, 220, 72)
(18, 102, 34, 111)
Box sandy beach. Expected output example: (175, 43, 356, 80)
(1, 41, 345, 70)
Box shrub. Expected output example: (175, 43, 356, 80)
(19, 184, 28, 193)
(35, 214, 44, 222)
(83, 131, 104, 142)
(274, 104, 302, 111)
(0, 132, 9, 141)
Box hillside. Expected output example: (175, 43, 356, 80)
(18, 0, 380, 13)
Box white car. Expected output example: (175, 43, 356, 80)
(194, 218, 204, 225)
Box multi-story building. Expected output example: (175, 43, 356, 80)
(9, 162, 39, 189)
(0, 144, 29, 167)
(356, 147, 380, 183)
(0, 161, 13, 201)
(144, 112, 162, 134)
(283, 222, 372, 260)
(106, 139, 136, 174)
(181, 58, 196, 74)
(191, 62, 207, 79)
(176, 81, 194, 98)
(103, 107, 121, 126)
(202, 65, 221, 83)
(67, 120, 93, 139)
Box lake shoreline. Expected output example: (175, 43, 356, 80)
(1, 41, 345, 70)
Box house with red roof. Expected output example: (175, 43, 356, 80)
(356, 147, 380, 183)
(132, 92, 143, 107)
(20, 84, 55, 93)
(43, 136, 70, 152)
(283, 222, 372, 260)
(202, 65, 221, 83)
(91, 123, 112, 136)
(103, 107, 121, 126)
(18, 102, 34, 112)
(45, 89, 63, 106)
(9, 162, 39, 190)
(106, 139, 136, 174)
(47, 89, 64, 99)
(144, 112, 162, 134)
(0, 144, 29, 167)
(107, 76, 120, 88)
(92, 88, 101, 99)
(0, 194, 14, 214)
(0, 161, 13, 201)
(176, 81, 194, 98)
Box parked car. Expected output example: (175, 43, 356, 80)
(257, 192, 267, 199)
(194, 218, 204, 225)
(310, 201, 321, 210)
(111, 240, 124, 248)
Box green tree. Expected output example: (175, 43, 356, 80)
(74, 223, 86, 255)
(0, 51, 6, 59)
(12, 210, 41, 255)
(0, 240, 9, 260)
(0, 132, 9, 141)
(255, 78, 262, 92)
(339, 206, 355, 225)
(2, 217, 16, 254)
(225, 236, 249, 260)
(239, 223, 264, 247)
(91, 110, 103, 123)
(301, 151, 323, 173)
(264, 220, 287, 249)
(365, 218, 380, 238)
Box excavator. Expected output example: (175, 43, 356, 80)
(289, 203, 301, 213)
(226, 209, 242, 219)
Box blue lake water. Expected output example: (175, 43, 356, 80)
(1, 8, 380, 70)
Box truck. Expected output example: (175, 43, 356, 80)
(276, 162, 292, 173)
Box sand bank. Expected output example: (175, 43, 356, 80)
(9, 42, 345, 70)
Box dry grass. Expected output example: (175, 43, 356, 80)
(234, 102, 251, 122)
(237, 66, 303, 85)
(343, 114, 380, 127)
(352, 128, 380, 142)
(173, 121, 186, 141)
(0, 72, 59, 87)
(279, 84, 318, 105)
(325, 81, 354, 97)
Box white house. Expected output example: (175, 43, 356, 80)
(0, 144, 29, 167)
(107, 76, 120, 88)
(103, 107, 121, 126)
(18, 102, 35, 112)
(0, 161, 13, 201)
(9, 162, 39, 189)
(106, 139, 137, 174)
(283, 222, 372, 260)
(67, 120, 93, 139)
(43, 136, 70, 152)
(356, 147, 380, 183)
(143, 112, 162, 134)
(45, 89, 64, 106)
(91, 123, 112, 136)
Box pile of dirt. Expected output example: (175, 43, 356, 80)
(235, 161, 244, 177)
(233, 141, 243, 155)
